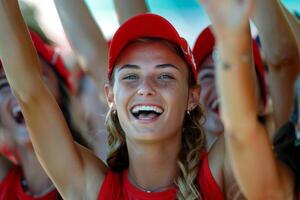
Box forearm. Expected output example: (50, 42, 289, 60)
(253, 0, 299, 67)
(53, 0, 108, 87)
(0, 1, 87, 196)
(216, 27, 258, 137)
(252, 0, 300, 127)
(114, 0, 149, 24)
(217, 26, 287, 199)
(200, 0, 293, 197)
(0, 0, 43, 101)
(282, 4, 300, 56)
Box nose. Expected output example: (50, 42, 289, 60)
(137, 78, 156, 96)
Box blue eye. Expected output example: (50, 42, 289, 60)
(158, 74, 174, 80)
(123, 74, 138, 80)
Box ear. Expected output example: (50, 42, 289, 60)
(187, 85, 201, 111)
(104, 83, 115, 109)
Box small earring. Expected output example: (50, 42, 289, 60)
(112, 109, 117, 115)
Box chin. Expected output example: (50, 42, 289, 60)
(129, 129, 161, 140)
(128, 128, 178, 143)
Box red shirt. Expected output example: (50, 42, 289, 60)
(0, 167, 60, 200)
(98, 152, 223, 200)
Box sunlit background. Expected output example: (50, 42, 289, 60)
(22, 0, 300, 63)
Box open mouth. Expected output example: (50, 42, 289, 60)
(131, 105, 164, 121)
(11, 106, 25, 125)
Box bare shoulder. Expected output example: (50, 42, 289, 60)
(208, 136, 225, 192)
(76, 143, 108, 199)
(209, 136, 247, 199)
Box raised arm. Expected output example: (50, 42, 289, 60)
(53, 0, 109, 92)
(114, 0, 149, 24)
(0, 1, 106, 198)
(252, 0, 300, 128)
(199, 0, 293, 198)
(53, 0, 149, 91)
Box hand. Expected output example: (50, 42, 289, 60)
(199, 0, 255, 40)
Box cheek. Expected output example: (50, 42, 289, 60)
(164, 85, 188, 111)
(113, 84, 134, 116)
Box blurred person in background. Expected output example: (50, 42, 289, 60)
(0, 28, 90, 199)
(53, 0, 149, 161)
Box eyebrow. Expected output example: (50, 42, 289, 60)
(117, 64, 140, 72)
(156, 64, 180, 71)
(117, 63, 180, 72)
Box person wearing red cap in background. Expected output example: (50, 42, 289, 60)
(0, 0, 296, 199)
(0, 28, 91, 199)
(199, 0, 296, 198)
(251, 1, 300, 197)
(52, 0, 149, 161)
(193, 26, 267, 150)
(195, 1, 300, 197)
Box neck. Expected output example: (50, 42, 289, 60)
(17, 145, 54, 196)
(127, 134, 181, 192)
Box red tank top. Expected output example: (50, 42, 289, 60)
(98, 152, 223, 200)
(0, 166, 60, 200)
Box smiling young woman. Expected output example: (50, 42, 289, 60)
(103, 37, 206, 199)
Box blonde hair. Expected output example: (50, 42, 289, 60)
(105, 38, 206, 200)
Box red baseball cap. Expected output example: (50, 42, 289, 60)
(29, 30, 75, 93)
(0, 30, 75, 93)
(193, 26, 267, 107)
(108, 13, 197, 81)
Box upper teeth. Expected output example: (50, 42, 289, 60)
(132, 105, 163, 114)
(12, 106, 21, 117)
